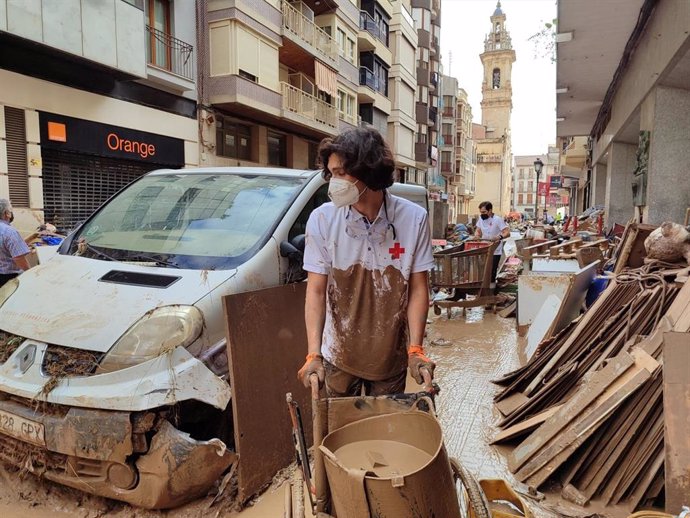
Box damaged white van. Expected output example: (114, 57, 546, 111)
(0, 167, 428, 508)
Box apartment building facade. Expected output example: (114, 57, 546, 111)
(439, 75, 456, 219)
(512, 155, 542, 217)
(387, 0, 419, 180)
(454, 89, 476, 216)
(0, 0, 199, 234)
(411, 0, 440, 190)
(200, 0, 362, 171)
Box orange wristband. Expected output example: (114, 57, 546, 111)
(306, 352, 323, 361)
(407, 345, 425, 357)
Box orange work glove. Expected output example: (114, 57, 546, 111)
(407, 345, 435, 385)
(297, 353, 325, 388)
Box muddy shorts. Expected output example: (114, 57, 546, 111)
(324, 360, 407, 398)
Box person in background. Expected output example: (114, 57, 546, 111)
(0, 198, 33, 288)
(543, 209, 555, 225)
(475, 201, 509, 290)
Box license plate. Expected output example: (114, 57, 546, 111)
(0, 409, 46, 447)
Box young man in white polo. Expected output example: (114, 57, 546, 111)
(475, 201, 510, 290)
(297, 127, 435, 397)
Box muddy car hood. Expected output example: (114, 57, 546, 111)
(0, 255, 234, 352)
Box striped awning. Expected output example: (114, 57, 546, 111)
(315, 60, 338, 98)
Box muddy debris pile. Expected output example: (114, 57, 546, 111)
(491, 252, 690, 514)
(39, 345, 102, 396)
(0, 332, 22, 364)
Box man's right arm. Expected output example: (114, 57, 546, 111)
(305, 272, 328, 355)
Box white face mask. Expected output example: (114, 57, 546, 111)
(328, 178, 365, 208)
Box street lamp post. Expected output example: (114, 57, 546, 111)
(533, 158, 544, 222)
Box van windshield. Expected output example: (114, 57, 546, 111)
(74, 173, 307, 269)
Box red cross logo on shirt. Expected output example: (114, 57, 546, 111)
(389, 242, 405, 260)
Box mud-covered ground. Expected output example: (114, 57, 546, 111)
(0, 308, 630, 517)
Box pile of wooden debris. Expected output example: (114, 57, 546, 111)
(492, 221, 690, 514)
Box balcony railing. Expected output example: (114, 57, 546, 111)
(359, 10, 388, 45)
(146, 25, 194, 80)
(442, 108, 453, 117)
(442, 134, 453, 145)
(441, 162, 452, 173)
(359, 66, 386, 96)
(282, 1, 338, 62)
(281, 82, 338, 129)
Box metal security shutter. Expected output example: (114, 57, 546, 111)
(4, 107, 30, 207)
(41, 150, 153, 233)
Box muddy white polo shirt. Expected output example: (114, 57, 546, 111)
(303, 192, 434, 380)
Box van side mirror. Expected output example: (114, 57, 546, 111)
(291, 234, 305, 253)
(281, 234, 307, 283)
(280, 240, 302, 261)
(280, 234, 306, 258)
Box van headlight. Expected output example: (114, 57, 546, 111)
(0, 278, 19, 309)
(98, 306, 203, 373)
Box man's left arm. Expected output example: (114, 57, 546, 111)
(407, 212, 436, 385)
(407, 271, 429, 346)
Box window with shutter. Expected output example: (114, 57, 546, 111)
(4, 106, 30, 207)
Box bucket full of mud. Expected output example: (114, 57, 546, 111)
(319, 410, 462, 518)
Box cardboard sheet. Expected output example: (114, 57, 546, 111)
(223, 282, 312, 502)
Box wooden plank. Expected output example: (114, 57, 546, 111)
(494, 391, 529, 417)
(498, 301, 517, 318)
(223, 283, 313, 502)
(523, 280, 623, 396)
(602, 409, 663, 504)
(518, 363, 654, 487)
(526, 294, 561, 360)
(574, 376, 661, 500)
(627, 447, 664, 509)
(490, 405, 562, 444)
(663, 331, 690, 513)
(507, 351, 636, 473)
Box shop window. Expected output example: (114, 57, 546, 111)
(216, 118, 252, 160)
(268, 132, 287, 167)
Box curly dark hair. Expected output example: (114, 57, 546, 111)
(317, 127, 395, 191)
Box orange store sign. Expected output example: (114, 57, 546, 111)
(106, 133, 156, 159)
(39, 112, 184, 166)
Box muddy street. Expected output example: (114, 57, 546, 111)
(0, 309, 622, 518)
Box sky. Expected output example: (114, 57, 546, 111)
(440, 0, 557, 156)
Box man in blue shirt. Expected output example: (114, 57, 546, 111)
(0, 199, 32, 287)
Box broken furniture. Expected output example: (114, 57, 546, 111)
(525, 238, 610, 273)
(492, 261, 690, 514)
(431, 241, 501, 318)
(516, 261, 598, 343)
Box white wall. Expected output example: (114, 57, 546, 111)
(2, 0, 146, 77)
